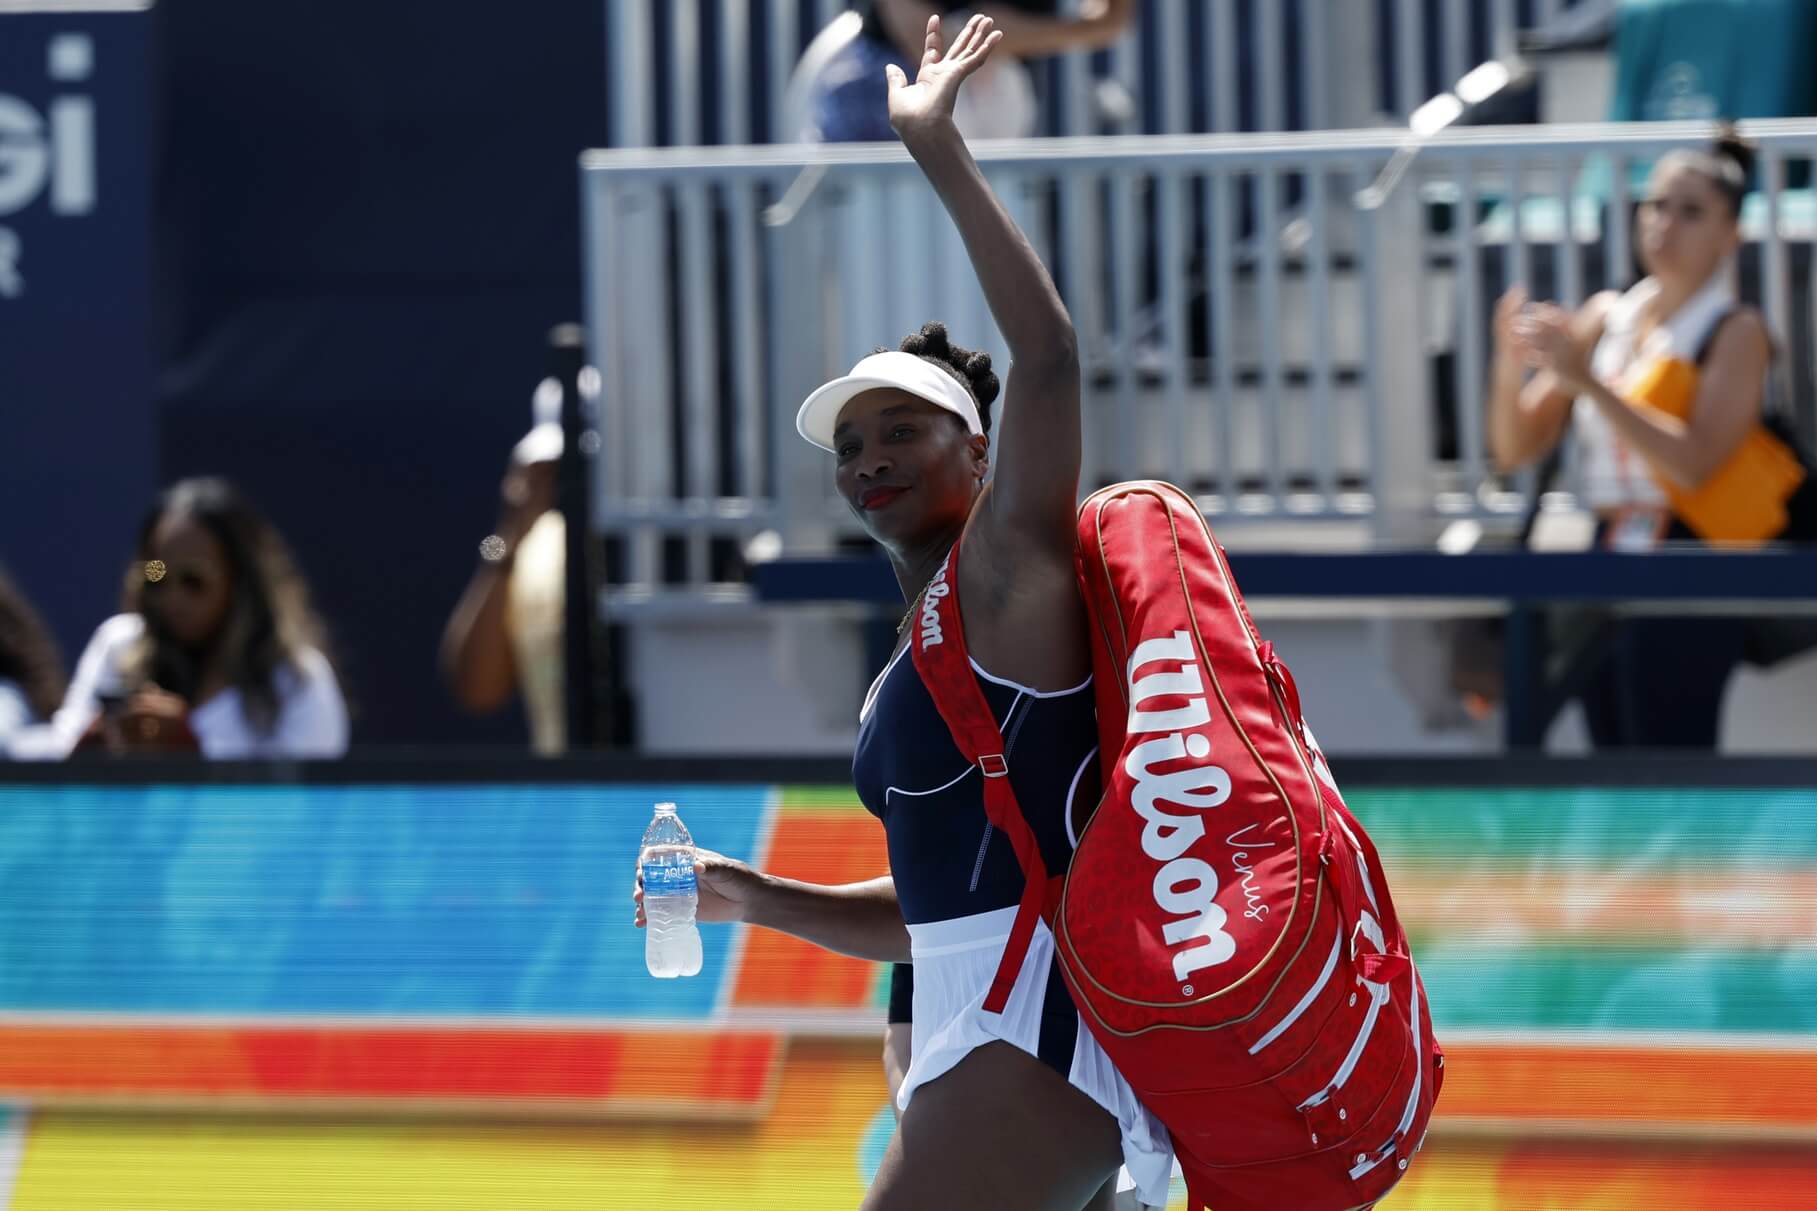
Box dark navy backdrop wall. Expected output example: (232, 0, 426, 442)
(152, 0, 607, 744)
(0, 9, 157, 675)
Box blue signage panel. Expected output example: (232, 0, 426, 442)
(0, 5, 156, 665)
(0, 781, 768, 1020)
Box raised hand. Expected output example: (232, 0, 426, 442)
(1511, 302, 1593, 392)
(1492, 287, 1528, 353)
(885, 13, 1005, 140)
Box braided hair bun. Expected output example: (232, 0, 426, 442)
(1711, 123, 1757, 182)
(1674, 121, 1754, 217)
(896, 321, 1000, 435)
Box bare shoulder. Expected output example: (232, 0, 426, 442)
(1712, 305, 1772, 356)
(954, 500, 1090, 690)
(957, 498, 1074, 614)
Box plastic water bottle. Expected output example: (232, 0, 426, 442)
(640, 802, 703, 978)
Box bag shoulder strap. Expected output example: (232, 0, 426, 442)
(1692, 304, 1746, 367)
(907, 542, 1058, 1015)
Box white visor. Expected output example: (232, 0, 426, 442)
(795, 350, 983, 453)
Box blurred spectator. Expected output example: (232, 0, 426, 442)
(0, 566, 65, 750)
(10, 478, 348, 760)
(805, 1, 1133, 142)
(439, 385, 566, 753)
(1489, 130, 1814, 748)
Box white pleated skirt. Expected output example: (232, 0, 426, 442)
(901, 905, 1175, 1207)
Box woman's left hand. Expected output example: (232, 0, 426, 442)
(885, 13, 1004, 141)
(1511, 303, 1594, 393)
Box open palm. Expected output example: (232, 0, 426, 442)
(886, 13, 1004, 137)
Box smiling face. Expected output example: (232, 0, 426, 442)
(831, 388, 987, 548)
(1636, 158, 1740, 287)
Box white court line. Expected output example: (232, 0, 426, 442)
(0, 1107, 26, 1211)
(712, 784, 782, 1019)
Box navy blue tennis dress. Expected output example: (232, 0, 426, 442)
(853, 636, 1174, 1204)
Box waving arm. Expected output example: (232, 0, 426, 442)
(888, 14, 1081, 551)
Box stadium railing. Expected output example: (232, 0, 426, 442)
(581, 119, 1817, 601)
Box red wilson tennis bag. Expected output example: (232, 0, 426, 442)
(911, 482, 1442, 1211)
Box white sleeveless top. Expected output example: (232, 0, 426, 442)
(7, 614, 348, 760)
(1572, 275, 1735, 511)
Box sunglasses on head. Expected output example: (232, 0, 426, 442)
(142, 561, 215, 595)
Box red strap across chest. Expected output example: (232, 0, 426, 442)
(907, 544, 1058, 1015)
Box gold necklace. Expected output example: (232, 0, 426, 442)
(895, 554, 951, 637)
(897, 584, 929, 637)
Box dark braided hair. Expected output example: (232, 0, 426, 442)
(888, 321, 1001, 437)
(0, 566, 66, 722)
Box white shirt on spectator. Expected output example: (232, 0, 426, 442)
(9, 613, 348, 760)
(1573, 274, 1734, 512)
(0, 679, 33, 749)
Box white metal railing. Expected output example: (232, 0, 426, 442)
(604, 0, 1597, 149)
(582, 120, 1817, 593)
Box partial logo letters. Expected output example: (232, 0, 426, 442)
(0, 33, 98, 298)
(1124, 629, 1238, 982)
